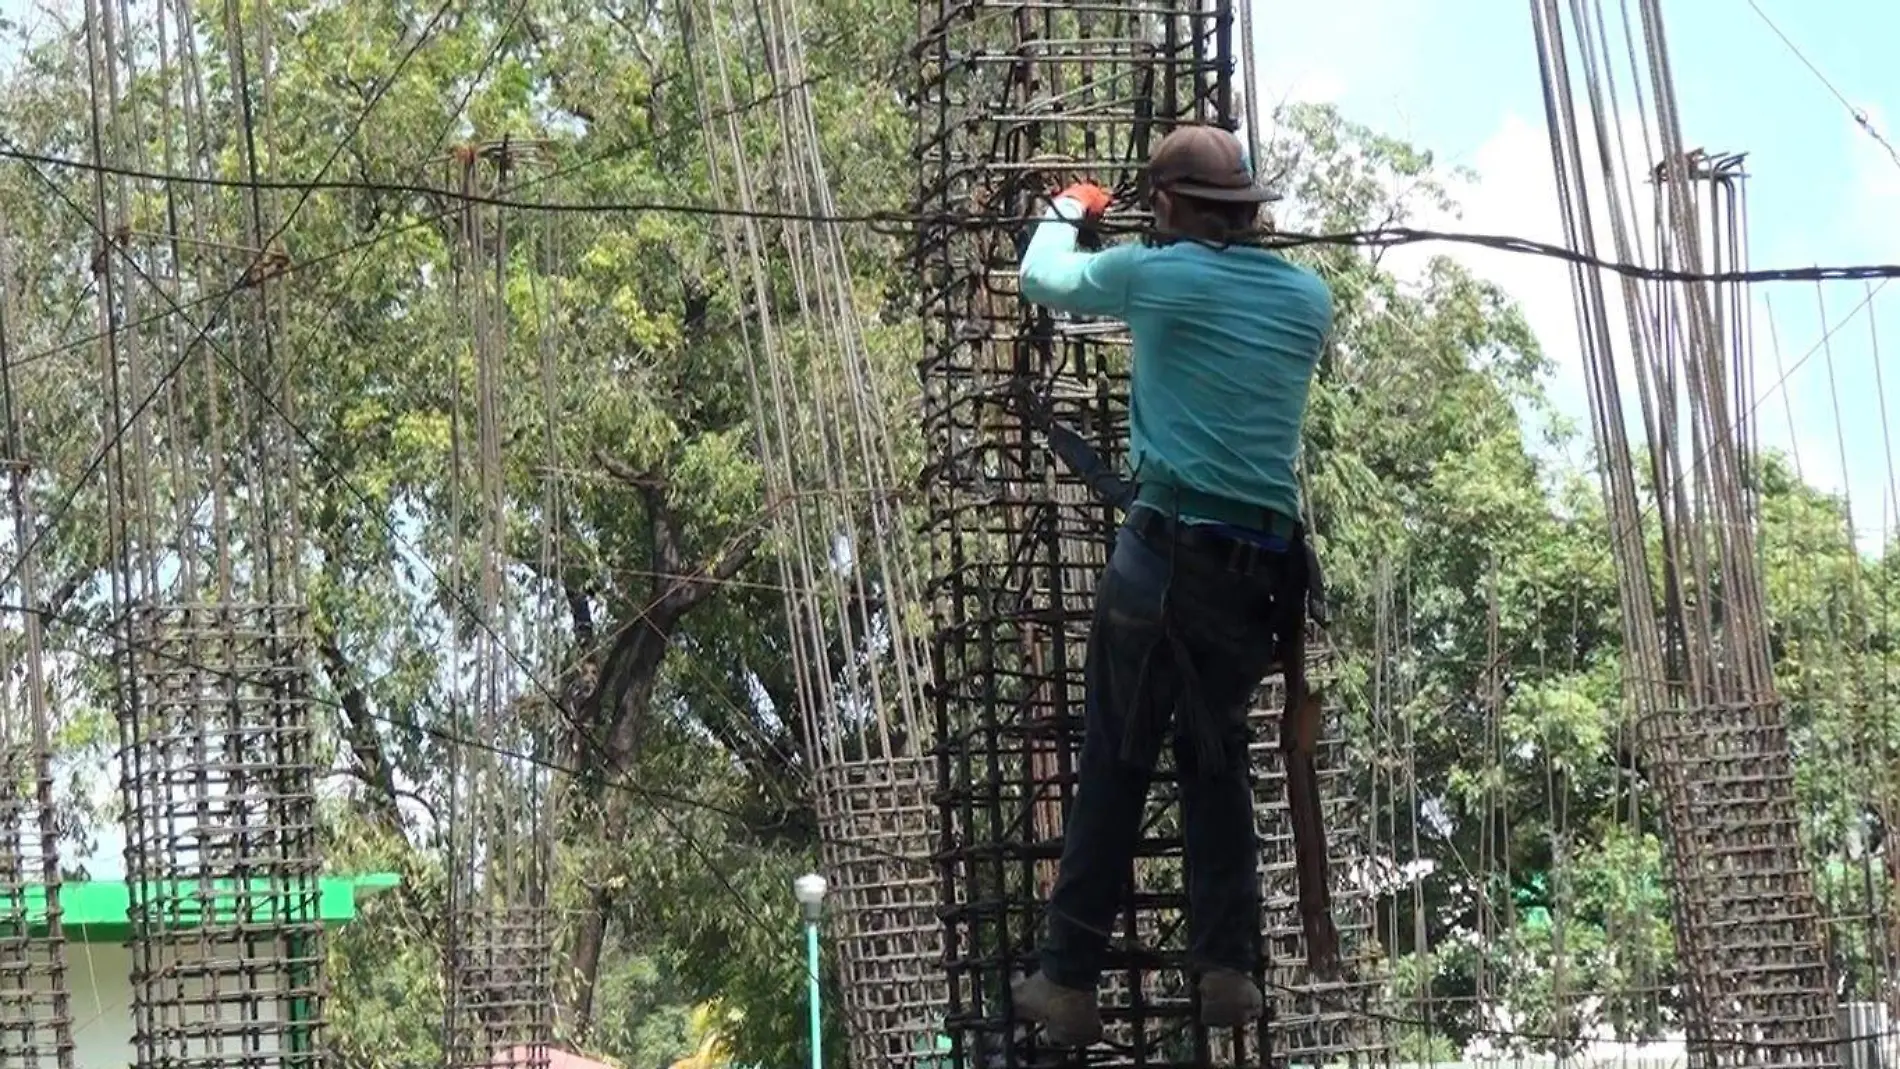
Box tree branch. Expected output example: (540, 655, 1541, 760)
(752, 668, 815, 781)
(315, 628, 409, 840)
(40, 558, 96, 626)
(564, 576, 598, 667)
(521, 15, 599, 125)
(592, 450, 665, 493)
(647, 484, 685, 584)
(319, 768, 438, 829)
(604, 3, 663, 87)
(594, 447, 685, 589)
(663, 527, 763, 613)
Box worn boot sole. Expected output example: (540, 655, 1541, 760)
(1012, 975, 1104, 1048)
(1199, 971, 1264, 1029)
(1200, 1000, 1262, 1029)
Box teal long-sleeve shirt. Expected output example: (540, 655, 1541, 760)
(1018, 198, 1333, 525)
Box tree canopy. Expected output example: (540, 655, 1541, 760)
(0, 1, 1891, 1067)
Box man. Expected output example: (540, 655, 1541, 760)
(1009, 123, 1335, 1047)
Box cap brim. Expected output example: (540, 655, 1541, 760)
(1168, 181, 1283, 203)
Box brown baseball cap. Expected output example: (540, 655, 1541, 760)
(1147, 123, 1280, 203)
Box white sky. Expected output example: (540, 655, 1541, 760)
(1252, 0, 1900, 549)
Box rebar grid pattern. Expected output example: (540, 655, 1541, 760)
(820, 757, 948, 1069)
(912, 2, 1337, 1063)
(0, 452, 73, 1067)
(446, 906, 555, 1069)
(119, 603, 325, 1068)
(439, 718, 556, 1069)
(1248, 649, 1389, 1068)
(1066, 648, 1391, 1069)
(0, 747, 71, 1069)
(1637, 695, 1839, 1064)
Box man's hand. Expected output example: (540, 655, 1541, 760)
(1055, 181, 1111, 220)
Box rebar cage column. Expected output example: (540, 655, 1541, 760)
(915, 0, 1252, 1064)
(1248, 645, 1390, 1069)
(438, 145, 558, 1069)
(0, 465, 73, 1069)
(1640, 697, 1840, 1068)
(118, 603, 327, 1068)
(1633, 156, 1840, 1069)
(819, 757, 948, 1069)
(445, 903, 555, 1069)
(0, 742, 71, 1069)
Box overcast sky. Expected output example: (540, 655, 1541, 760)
(1252, 0, 1900, 546)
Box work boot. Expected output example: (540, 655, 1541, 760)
(1012, 971, 1103, 1047)
(1199, 968, 1264, 1028)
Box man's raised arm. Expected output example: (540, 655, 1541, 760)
(1018, 182, 1140, 319)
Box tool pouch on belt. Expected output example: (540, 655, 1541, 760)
(1276, 528, 1341, 976)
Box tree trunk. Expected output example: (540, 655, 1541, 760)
(562, 614, 671, 1040)
(566, 882, 618, 1040)
(317, 631, 409, 839)
(560, 458, 764, 1035)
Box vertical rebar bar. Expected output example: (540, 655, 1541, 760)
(916, 4, 1382, 1066)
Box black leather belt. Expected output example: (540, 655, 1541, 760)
(1127, 505, 1287, 577)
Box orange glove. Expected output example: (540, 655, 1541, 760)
(1056, 181, 1111, 219)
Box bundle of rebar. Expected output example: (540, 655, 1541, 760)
(0, 226, 73, 1069)
(681, 0, 951, 1058)
(440, 143, 557, 1069)
(65, 0, 333, 1061)
(1530, 0, 1841, 1062)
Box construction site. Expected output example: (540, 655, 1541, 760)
(0, 0, 1893, 1066)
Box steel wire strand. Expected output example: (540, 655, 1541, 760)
(0, 0, 460, 596)
(752, 0, 931, 758)
(735, 10, 890, 765)
(7, 145, 1900, 283)
(686, 0, 848, 771)
(28, 116, 836, 832)
(0, 71, 831, 375)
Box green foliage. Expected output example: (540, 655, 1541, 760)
(1275, 106, 1644, 1053)
(588, 957, 694, 1069)
(1, 3, 1894, 1065)
(1272, 102, 1889, 1052)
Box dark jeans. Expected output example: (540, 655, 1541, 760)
(1040, 510, 1287, 990)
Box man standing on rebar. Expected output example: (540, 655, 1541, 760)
(1009, 123, 1334, 1047)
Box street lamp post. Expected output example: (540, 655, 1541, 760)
(793, 873, 829, 1069)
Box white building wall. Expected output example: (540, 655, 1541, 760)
(68, 942, 136, 1068)
(65, 942, 292, 1068)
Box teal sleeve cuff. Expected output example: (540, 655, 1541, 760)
(1020, 198, 1131, 317)
(1048, 197, 1086, 222)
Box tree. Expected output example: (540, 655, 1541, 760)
(1273, 103, 1658, 1052)
(2, 5, 1892, 1064)
(0, 0, 902, 1062)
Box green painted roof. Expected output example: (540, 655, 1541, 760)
(2, 873, 399, 942)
